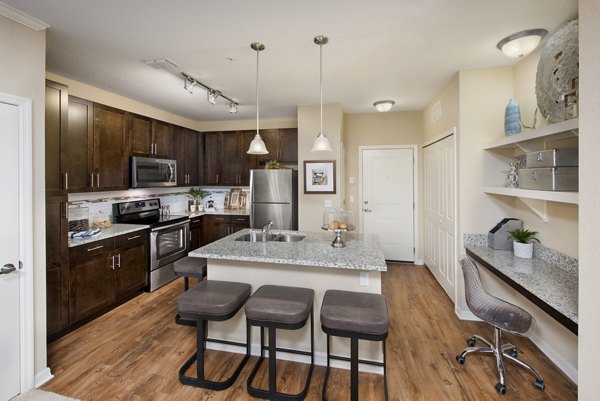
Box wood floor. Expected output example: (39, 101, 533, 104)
(43, 263, 578, 401)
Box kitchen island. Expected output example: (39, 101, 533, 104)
(189, 228, 387, 372)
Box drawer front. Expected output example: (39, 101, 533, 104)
(525, 149, 578, 168)
(69, 238, 114, 263)
(518, 167, 578, 191)
(190, 216, 203, 229)
(231, 215, 250, 225)
(113, 230, 148, 248)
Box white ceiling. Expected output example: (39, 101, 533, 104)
(5, 0, 577, 121)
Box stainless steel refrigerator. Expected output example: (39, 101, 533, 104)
(250, 169, 298, 230)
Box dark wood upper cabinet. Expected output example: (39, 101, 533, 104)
(279, 128, 298, 162)
(185, 130, 200, 186)
(45, 80, 68, 196)
(203, 132, 221, 185)
(152, 120, 174, 158)
(128, 113, 153, 156)
(221, 131, 243, 185)
(93, 104, 129, 191)
(67, 96, 93, 193)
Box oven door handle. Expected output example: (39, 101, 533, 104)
(167, 163, 175, 183)
(151, 221, 190, 232)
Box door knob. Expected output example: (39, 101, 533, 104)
(1, 263, 16, 275)
(364, 208, 372, 212)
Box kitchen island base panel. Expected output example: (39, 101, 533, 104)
(206, 259, 383, 373)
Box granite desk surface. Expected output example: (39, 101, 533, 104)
(68, 224, 149, 248)
(465, 244, 578, 329)
(190, 228, 387, 272)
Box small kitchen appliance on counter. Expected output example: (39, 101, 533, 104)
(488, 218, 522, 250)
(113, 198, 189, 291)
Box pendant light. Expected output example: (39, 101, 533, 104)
(311, 35, 333, 152)
(247, 42, 269, 155)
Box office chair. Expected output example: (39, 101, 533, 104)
(455, 256, 545, 395)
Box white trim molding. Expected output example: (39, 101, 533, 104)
(0, 2, 49, 31)
(0, 91, 36, 393)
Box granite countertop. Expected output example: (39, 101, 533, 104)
(465, 244, 578, 330)
(190, 228, 387, 271)
(187, 209, 249, 218)
(68, 224, 149, 248)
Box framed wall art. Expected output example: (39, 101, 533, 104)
(304, 160, 336, 194)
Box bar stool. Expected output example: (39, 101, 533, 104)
(177, 280, 251, 390)
(174, 256, 207, 325)
(245, 285, 315, 401)
(320, 290, 389, 401)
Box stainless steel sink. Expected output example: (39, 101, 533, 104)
(235, 232, 277, 242)
(235, 232, 305, 243)
(272, 233, 305, 242)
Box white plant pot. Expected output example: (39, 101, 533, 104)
(513, 241, 533, 258)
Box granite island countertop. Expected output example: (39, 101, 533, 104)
(68, 224, 149, 247)
(190, 228, 387, 271)
(465, 244, 578, 333)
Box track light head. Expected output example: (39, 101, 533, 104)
(207, 90, 221, 104)
(229, 102, 238, 114)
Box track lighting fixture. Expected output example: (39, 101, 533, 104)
(229, 102, 238, 114)
(184, 78, 197, 94)
(207, 89, 221, 105)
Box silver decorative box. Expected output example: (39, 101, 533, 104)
(524, 148, 578, 168)
(518, 167, 578, 191)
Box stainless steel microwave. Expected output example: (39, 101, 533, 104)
(130, 156, 177, 188)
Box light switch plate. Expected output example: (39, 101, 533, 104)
(349, 176, 356, 185)
(324, 199, 333, 208)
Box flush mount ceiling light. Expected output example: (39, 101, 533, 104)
(247, 42, 269, 155)
(311, 35, 333, 153)
(373, 100, 395, 112)
(496, 29, 548, 58)
(229, 102, 238, 114)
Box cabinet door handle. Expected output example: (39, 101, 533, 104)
(216, 174, 219, 184)
(64, 172, 69, 190)
(127, 235, 141, 240)
(96, 173, 100, 188)
(116, 253, 121, 268)
(154, 143, 158, 155)
(110, 255, 115, 270)
(62, 202, 68, 219)
(90, 173, 94, 188)
(87, 245, 104, 252)
(150, 143, 153, 155)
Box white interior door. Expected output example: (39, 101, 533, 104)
(361, 147, 415, 261)
(0, 101, 22, 400)
(423, 134, 456, 302)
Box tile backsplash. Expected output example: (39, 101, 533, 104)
(68, 187, 249, 223)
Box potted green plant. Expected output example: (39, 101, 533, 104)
(507, 228, 540, 259)
(188, 188, 210, 212)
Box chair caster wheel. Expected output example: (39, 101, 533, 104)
(534, 379, 545, 391)
(495, 383, 507, 395)
(456, 355, 465, 364)
(466, 337, 476, 347)
(508, 348, 518, 358)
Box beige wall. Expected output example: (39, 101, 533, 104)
(297, 104, 343, 231)
(0, 15, 47, 379)
(342, 112, 423, 248)
(423, 74, 460, 141)
(579, 0, 600, 396)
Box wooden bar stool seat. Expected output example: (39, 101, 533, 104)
(177, 280, 251, 391)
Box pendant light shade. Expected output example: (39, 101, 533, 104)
(247, 42, 268, 155)
(311, 35, 332, 153)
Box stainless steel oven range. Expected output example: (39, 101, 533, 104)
(113, 198, 189, 291)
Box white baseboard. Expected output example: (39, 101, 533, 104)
(34, 367, 53, 388)
(413, 259, 424, 266)
(206, 342, 383, 375)
(528, 332, 578, 384)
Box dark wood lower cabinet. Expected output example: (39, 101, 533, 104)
(51, 230, 149, 342)
(114, 232, 149, 299)
(202, 215, 249, 246)
(46, 196, 69, 337)
(189, 216, 202, 251)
